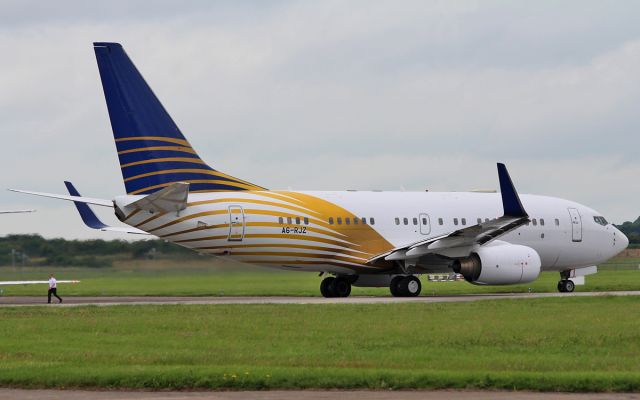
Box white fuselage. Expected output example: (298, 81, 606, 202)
(115, 191, 627, 275)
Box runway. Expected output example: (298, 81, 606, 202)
(0, 389, 638, 400)
(2, 290, 640, 307)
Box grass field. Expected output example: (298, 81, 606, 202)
(1, 257, 639, 297)
(0, 296, 639, 391)
(0, 259, 640, 296)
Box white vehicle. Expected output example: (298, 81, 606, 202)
(10, 42, 628, 297)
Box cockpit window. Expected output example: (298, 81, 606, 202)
(593, 216, 608, 226)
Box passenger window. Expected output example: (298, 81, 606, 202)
(304, 217, 309, 225)
(370, 217, 375, 225)
(287, 217, 292, 224)
(395, 217, 400, 225)
(461, 218, 466, 225)
(422, 217, 427, 225)
(295, 217, 300, 225)
(438, 218, 443, 225)
(540, 218, 545, 226)
(345, 217, 350, 225)
(353, 217, 359, 225)
(328, 217, 334, 225)
(532, 219, 537, 226)
(454, 218, 459, 226)
(403, 217, 409, 225)
(362, 217, 367, 225)
(412, 217, 418, 225)
(555, 218, 560, 226)
(278, 217, 283, 224)
(337, 217, 342, 225)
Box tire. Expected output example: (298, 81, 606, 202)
(557, 280, 565, 293)
(403, 276, 422, 297)
(390, 276, 405, 297)
(320, 277, 336, 298)
(564, 280, 575, 293)
(331, 277, 352, 298)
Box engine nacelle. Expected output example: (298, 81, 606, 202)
(452, 244, 541, 285)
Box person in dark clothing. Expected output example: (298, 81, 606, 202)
(48, 274, 62, 303)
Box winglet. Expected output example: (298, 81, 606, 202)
(64, 181, 109, 229)
(497, 163, 528, 218)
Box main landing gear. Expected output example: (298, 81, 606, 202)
(557, 279, 575, 293)
(320, 276, 352, 298)
(390, 275, 422, 297)
(557, 270, 575, 293)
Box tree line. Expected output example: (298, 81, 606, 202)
(0, 234, 200, 267)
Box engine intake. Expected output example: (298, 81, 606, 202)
(453, 244, 541, 285)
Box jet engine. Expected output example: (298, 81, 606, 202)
(452, 244, 541, 285)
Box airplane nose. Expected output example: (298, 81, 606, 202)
(615, 228, 629, 251)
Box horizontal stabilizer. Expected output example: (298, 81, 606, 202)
(127, 182, 189, 214)
(8, 189, 113, 207)
(64, 181, 149, 235)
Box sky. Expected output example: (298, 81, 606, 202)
(1, 0, 639, 239)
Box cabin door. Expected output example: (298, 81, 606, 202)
(228, 205, 245, 241)
(419, 213, 431, 235)
(568, 208, 582, 242)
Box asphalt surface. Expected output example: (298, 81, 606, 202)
(2, 291, 640, 307)
(1, 390, 639, 400)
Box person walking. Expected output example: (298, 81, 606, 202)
(48, 274, 62, 304)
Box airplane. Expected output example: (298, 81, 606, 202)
(9, 42, 629, 297)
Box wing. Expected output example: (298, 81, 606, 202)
(0, 280, 80, 286)
(368, 163, 530, 264)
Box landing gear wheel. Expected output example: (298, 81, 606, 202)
(331, 277, 352, 298)
(563, 280, 575, 293)
(557, 279, 575, 293)
(390, 276, 404, 297)
(402, 276, 422, 297)
(320, 277, 336, 298)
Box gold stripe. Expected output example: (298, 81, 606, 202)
(129, 179, 260, 195)
(230, 251, 366, 263)
(147, 210, 228, 233)
(186, 198, 322, 217)
(134, 211, 168, 228)
(125, 169, 240, 183)
(192, 243, 367, 256)
(118, 146, 197, 156)
(115, 136, 190, 146)
(121, 157, 208, 169)
(172, 233, 358, 249)
(122, 208, 142, 222)
(228, 259, 372, 270)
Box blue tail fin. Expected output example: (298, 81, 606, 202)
(93, 42, 264, 195)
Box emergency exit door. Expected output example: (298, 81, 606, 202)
(568, 207, 582, 242)
(228, 205, 245, 241)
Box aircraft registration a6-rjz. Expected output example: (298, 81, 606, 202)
(12, 42, 628, 297)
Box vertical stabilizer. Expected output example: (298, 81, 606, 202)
(93, 42, 264, 195)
